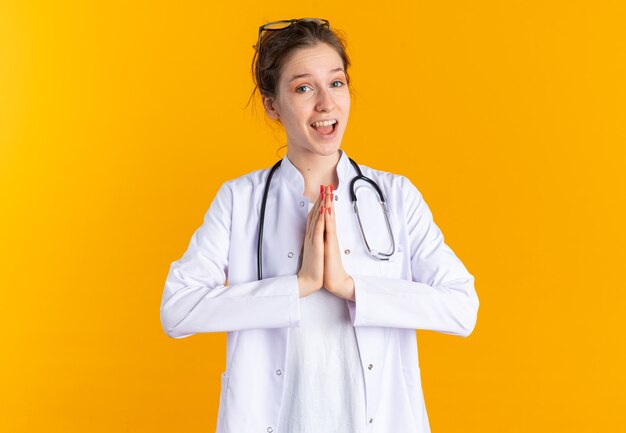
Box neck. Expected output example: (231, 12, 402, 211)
(287, 148, 341, 197)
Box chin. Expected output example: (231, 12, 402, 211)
(289, 131, 344, 156)
(312, 142, 342, 156)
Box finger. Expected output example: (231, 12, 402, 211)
(324, 185, 336, 232)
(316, 186, 325, 218)
(324, 206, 336, 240)
(323, 184, 330, 218)
(329, 184, 335, 223)
(306, 185, 325, 237)
(310, 203, 325, 242)
(327, 184, 334, 214)
(305, 198, 317, 238)
(313, 199, 325, 241)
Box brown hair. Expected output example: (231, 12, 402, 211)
(247, 20, 352, 106)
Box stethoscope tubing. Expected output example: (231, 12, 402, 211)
(257, 157, 394, 280)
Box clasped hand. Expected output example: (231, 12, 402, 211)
(297, 184, 355, 301)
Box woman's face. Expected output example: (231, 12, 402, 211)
(263, 42, 350, 159)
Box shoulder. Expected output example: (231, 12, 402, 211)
(217, 164, 275, 195)
(209, 163, 281, 211)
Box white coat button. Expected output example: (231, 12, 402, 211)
(369, 418, 374, 423)
(344, 249, 350, 255)
(267, 427, 274, 433)
(368, 364, 373, 370)
(287, 252, 294, 258)
(300, 201, 305, 207)
(276, 369, 282, 375)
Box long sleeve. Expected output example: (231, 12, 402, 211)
(160, 182, 301, 338)
(348, 176, 479, 337)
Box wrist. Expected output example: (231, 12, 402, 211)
(344, 275, 355, 301)
(297, 273, 315, 294)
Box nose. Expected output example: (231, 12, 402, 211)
(315, 87, 336, 112)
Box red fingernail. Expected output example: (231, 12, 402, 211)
(320, 185, 324, 200)
(330, 193, 334, 200)
(327, 207, 331, 215)
(330, 184, 334, 193)
(320, 206, 324, 214)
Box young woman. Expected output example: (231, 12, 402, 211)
(160, 18, 479, 433)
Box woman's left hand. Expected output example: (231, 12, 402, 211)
(322, 184, 356, 301)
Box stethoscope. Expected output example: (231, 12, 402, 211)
(257, 157, 396, 280)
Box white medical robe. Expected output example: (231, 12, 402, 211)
(160, 149, 479, 433)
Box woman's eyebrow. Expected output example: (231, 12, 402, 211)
(289, 67, 345, 82)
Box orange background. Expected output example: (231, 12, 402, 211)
(1, 1, 625, 432)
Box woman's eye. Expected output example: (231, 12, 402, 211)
(296, 81, 345, 93)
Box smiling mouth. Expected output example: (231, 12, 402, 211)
(310, 120, 338, 135)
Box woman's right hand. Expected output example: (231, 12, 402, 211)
(297, 185, 326, 297)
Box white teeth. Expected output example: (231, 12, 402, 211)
(311, 119, 337, 128)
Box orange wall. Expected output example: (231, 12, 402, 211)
(1, 1, 625, 432)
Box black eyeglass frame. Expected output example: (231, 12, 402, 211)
(254, 18, 331, 87)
